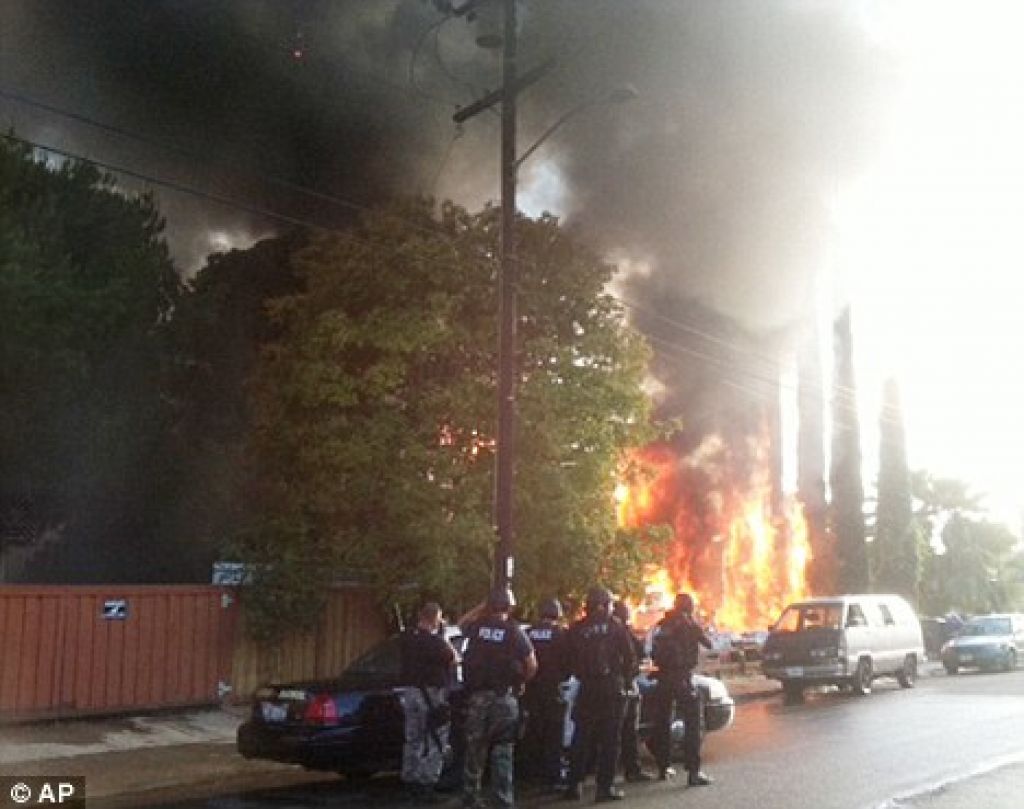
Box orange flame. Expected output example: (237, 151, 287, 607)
(618, 428, 811, 632)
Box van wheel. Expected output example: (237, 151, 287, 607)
(852, 658, 872, 695)
(896, 655, 917, 688)
(782, 681, 805, 703)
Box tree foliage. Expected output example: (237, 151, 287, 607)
(0, 137, 180, 579)
(829, 307, 869, 593)
(237, 201, 657, 639)
(912, 473, 1022, 615)
(872, 378, 921, 602)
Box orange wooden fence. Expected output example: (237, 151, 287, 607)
(0, 583, 387, 721)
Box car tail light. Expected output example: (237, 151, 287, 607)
(303, 694, 339, 726)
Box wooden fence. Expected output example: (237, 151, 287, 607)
(229, 584, 389, 700)
(0, 583, 387, 721)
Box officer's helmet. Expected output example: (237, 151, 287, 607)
(538, 597, 563, 621)
(585, 586, 613, 614)
(487, 586, 516, 612)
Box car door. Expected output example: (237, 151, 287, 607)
(843, 602, 871, 670)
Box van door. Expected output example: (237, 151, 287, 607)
(843, 602, 871, 672)
(874, 602, 900, 673)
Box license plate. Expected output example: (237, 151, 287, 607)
(959, 653, 974, 662)
(278, 689, 307, 701)
(261, 702, 289, 722)
(785, 667, 804, 677)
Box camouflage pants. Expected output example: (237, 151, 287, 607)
(400, 686, 449, 786)
(462, 690, 519, 809)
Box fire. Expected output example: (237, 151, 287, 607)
(618, 427, 811, 632)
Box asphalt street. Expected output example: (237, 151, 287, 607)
(147, 669, 1024, 809)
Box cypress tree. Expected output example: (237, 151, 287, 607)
(829, 307, 869, 593)
(874, 378, 920, 601)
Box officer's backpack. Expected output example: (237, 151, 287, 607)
(578, 623, 614, 679)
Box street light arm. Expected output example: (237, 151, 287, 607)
(513, 104, 587, 170)
(513, 84, 637, 170)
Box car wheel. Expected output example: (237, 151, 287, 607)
(944, 662, 958, 675)
(852, 658, 872, 695)
(896, 654, 917, 688)
(1005, 649, 1017, 672)
(782, 681, 805, 703)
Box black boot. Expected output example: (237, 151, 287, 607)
(687, 771, 713, 787)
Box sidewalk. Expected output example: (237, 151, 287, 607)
(0, 673, 782, 806)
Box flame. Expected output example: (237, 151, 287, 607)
(618, 427, 812, 632)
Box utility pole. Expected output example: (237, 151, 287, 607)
(451, 0, 521, 590)
(494, 0, 518, 590)
(452, 0, 630, 590)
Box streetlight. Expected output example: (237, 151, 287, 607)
(453, 0, 636, 590)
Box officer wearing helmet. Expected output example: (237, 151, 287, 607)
(521, 597, 569, 787)
(562, 586, 636, 803)
(611, 600, 655, 783)
(461, 587, 537, 809)
(650, 592, 714, 786)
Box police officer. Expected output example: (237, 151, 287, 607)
(521, 598, 569, 787)
(611, 601, 654, 783)
(650, 592, 714, 786)
(562, 586, 636, 803)
(399, 602, 458, 803)
(461, 587, 537, 809)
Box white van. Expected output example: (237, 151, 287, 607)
(762, 595, 925, 700)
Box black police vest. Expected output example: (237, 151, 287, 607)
(527, 621, 565, 684)
(576, 619, 617, 680)
(464, 618, 519, 692)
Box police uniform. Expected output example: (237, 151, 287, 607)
(461, 612, 534, 809)
(650, 600, 713, 784)
(563, 591, 636, 802)
(399, 624, 456, 795)
(521, 615, 568, 784)
(612, 610, 647, 781)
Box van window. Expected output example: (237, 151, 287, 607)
(846, 604, 868, 627)
(774, 604, 842, 632)
(878, 604, 896, 627)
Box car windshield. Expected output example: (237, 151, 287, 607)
(774, 604, 843, 632)
(961, 618, 1012, 636)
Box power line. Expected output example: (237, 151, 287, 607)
(0, 132, 468, 269)
(0, 87, 410, 226)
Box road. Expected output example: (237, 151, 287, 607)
(148, 669, 1024, 809)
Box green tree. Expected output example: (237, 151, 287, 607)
(238, 201, 657, 639)
(829, 307, 869, 593)
(0, 137, 180, 580)
(912, 473, 1021, 614)
(872, 378, 920, 602)
(161, 232, 307, 580)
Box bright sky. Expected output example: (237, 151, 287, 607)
(837, 0, 1024, 528)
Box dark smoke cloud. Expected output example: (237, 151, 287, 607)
(1, 0, 887, 323)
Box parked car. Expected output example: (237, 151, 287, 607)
(239, 624, 735, 776)
(237, 626, 466, 779)
(940, 614, 1024, 674)
(761, 594, 925, 700)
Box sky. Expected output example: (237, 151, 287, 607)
(0, 0, 1020, 529)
